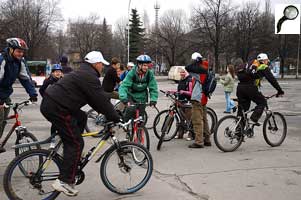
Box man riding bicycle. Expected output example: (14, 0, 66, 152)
(0, 38, 38, 153)
(40, 51, 121, 196)
(235, 53, 284, 127)
(119, 54, 158, 121)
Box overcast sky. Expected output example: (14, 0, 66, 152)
(59, 0, 301, 29)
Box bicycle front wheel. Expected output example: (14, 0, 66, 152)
(153, 109, 178, 141)
(263, 112, 287, 147)
(206, 107, 217, 135)
(145, 106, 159, 129)
(131, 126, 150, 150)
(100, 141, 153, 194)
(3, 149, 61, 200)
(15, 131, 41, 157)
(214, 115, 243, 152)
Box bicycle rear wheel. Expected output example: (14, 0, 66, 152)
(3, 149, 61, 200)
(153, 109, 178, 141)
(214, 116, 243, 152)
(100, 141, 153, 194)
(145, 106, 159, 129)
(263, 112, 287, 147)
(206, 107, 217, 135)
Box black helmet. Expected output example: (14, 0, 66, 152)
(6, 38, 28, 50)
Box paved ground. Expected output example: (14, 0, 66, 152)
(0, 78, 301, 200)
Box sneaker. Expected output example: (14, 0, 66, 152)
(52, 179, 79, 196)
(188, 143, 204, 148)
(186, 137, 193, 141)
(249, 120, 261, 127)
(232, 106, 237, 113)
(0, 146, 6, 153)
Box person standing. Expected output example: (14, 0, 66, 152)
(0, 38, 38, 153)
(102, 57, 121, 99)
(185, 52, 211, 148)
(220, 64, 236, 113)
(60, 56, 73, 74)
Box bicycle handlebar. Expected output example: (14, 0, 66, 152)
(3, 100, 32, 109)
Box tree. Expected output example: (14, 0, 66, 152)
(129, 9, 145, 62)
(192, 0, 235, 72)
(112, 17, 127, 63)
(0, 0, 61, 59)
(98, 18, 113, 59)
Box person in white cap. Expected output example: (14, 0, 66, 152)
(120, 62, 135, 81)
(40, 51, 120, 197)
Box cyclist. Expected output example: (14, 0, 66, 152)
(40, 51, 121, 196)
(235, 53, 284, 127)
(119, 54, 158, 121)
(39, 64, 63, 97)
(0, 38, 37, 153)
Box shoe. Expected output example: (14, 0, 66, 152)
(249, 120, 261, 127)
(186, 137, 192, 141)
(52, 179, 79, 196)
(204, 141, 212, 146)
(223, 111, 231, 114)
(188, 143, 204, 148)
(0, 146, 6, 153)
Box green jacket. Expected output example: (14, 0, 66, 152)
(119, 66, 158, 103)
(220, 73, 235, 93)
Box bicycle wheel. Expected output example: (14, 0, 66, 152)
(214, 115, 244, 152)
(153, 109, 178, 141)
(145, 106, 159, 129)
(85, 109, 105, 133)
(15, 131, 41, 157)
(131, 126, 150, 150)
(263, 112, 287, 147)
(3, 149, 61, 200)
(207, 107, 218, 134)
(100, 141, 153, 194)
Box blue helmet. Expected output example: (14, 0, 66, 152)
(136, 54, 152, 64)
(52, 64, 63, 72)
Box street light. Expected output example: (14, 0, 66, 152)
(296, 34, 300, 79)
(128, 0, 132, 63)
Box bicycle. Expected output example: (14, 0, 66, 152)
(3, 117, 153, 200)
(85, 100, 159, 133)
(213, 94, 287, 152)
(0, 100, 40, 155)
(154, 90, 218, 150)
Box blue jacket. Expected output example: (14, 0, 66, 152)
(0, 48, 37, 101)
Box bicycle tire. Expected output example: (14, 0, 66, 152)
(214, 115, 244, 152)
(207, 107, 218, 134)
(15, 131, 41, 157)
(100, 141, 153, 194)
(153, 109, 179, 141)
(263, 112, 287, 147)
(3, 149, 62, 200)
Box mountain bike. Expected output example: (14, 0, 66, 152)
(3, 117, 153, 200)
(213, 94, 287, 152)
(85, 100, 159, 133)
(0, 100, 40, 155)
(154, 90, 217, 150)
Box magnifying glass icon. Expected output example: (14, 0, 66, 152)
(277, 5, 299, 33)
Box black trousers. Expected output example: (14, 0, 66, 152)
(236, 84, 267, 122)
(40, 97, 87, 184)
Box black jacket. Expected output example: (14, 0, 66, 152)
(45, 63, 120, 122)
(102, 66, 120, 92)
(39, 75, 60, 97)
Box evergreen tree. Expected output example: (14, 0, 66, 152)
(99, 18, 112, 59)
(129, 9, 145, 62)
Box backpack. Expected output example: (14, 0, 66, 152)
(202, 69, 217, 98)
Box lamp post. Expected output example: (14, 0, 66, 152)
(296, 34, 300, 79)
(127, 0, 131, 63)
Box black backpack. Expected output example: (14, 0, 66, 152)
(202, 69, 217, 98)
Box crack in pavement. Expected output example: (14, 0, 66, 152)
(113, 194, 142, 200)
(153, 169, 209, 200)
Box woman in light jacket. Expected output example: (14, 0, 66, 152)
(220, 65, 235, 113)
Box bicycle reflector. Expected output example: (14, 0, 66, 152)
(277, 5, 299, 33)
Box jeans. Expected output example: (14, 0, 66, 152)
(225, 92, 235, 112)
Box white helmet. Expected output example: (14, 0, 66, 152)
(257, 53, 269, 61)
(84, 51, 109, 65)
(191, 52, 202, 61)
(127, 62, 135, 67)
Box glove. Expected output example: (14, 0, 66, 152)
(150, 101, 157, 107)
(29, 96, 38, 102)
(276, 90, 284, 97)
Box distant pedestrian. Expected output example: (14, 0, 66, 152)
(60, 56, 73, 74)
(220, 64, 236, 113)
(102, 57, 121, 99)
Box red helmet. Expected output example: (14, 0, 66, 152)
(6, 38, 28, 50)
